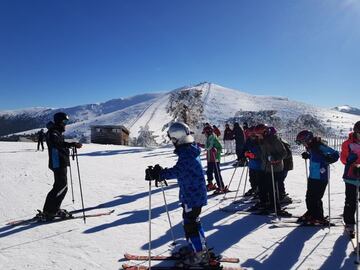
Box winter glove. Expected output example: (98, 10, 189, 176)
(151, 164, 168, 187)
(301, 152, 310, 160)
(267, 156, 280, 164)
(347, 152, 358, 165)
(145, 166, 154, 181)
(152, 164, 163, 180)
(245, 151, 256, 159)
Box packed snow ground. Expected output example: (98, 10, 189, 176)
(0, 142, 358, 270)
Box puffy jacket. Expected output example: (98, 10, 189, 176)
(233, 123, 245, 147)
(307, 141, 339, 181)
(341, 132, 360, 181)
(244, 138, 262, 171)
(205, 134, 222, 162)
(46, 121, 74, 170)
(259, 135, 287, 173)
(160, 143, 207, 208)
(223, 127, 234, 141)
(281, 138, 294, 171)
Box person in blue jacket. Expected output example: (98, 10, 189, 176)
(295, 130, 339, 225)
(149, 122, 209, 267)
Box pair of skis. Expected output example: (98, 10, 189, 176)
(122, 253, 244, 270)
(5, 209, 115, 226)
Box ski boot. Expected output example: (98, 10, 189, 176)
(35, 210, 56, 222)
(56, 209, 73, 219)
(175, 250, 211, 268)
(172, 245, 193, 260)
(297, 211, 311, 223)
(345, 224, 355, 239)
(244, 188, 255, 197)
(206, 183, 217, 191)
(279, 194, 293, 205)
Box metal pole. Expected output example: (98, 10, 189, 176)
(69, 164, 75, 203)
(159, 182, 176, 245)
(356, 186, 359, 264)
(242, 166, 249, 196)
(74, 147, 86, 223)
(233, 165, 247, 203)
(270, 163, 278, 219)
(223, 165, 238, 200)
(305, 159, 309, 180)
(148, 180, 152, 270)
(327, 165, 331, 230)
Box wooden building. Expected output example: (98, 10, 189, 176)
(91, 125, 130, 145)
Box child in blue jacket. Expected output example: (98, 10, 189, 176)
(296, 130, 339, 225)
(149, 122, 209, 267)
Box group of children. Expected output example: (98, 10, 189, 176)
(148, 120, 360, 267)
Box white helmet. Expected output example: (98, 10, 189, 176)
(167, 122, 194, 146)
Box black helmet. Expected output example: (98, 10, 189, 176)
(354, 121, 360, 133)
(54, 112, 69, 125)
(295, 130, 314, 145)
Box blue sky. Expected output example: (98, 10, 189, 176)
(0, 0, 359, 110)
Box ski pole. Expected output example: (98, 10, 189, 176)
(73, 147, 86, 224)
(223, 165, 238, 200)
(242, 166, 249, 196)
(269, 161, 278, 220)
(327, 165, 331, 230)
(149, 179, 152, 269)
(69, 163, 75, 203)
(305, 159, 309, 180)
(356, 185, 359, 265)
(233, 165, 247, 203)
(159, 181, 176, 245)
(145, 166, 154, 270)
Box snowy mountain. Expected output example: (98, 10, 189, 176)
(332, 105, 360, 116)
(0, 93, 162, 136)
(1, 83, 359, 142)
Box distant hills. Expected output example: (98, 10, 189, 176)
(0, 83, 358, 143)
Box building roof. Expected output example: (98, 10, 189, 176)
(91, 125, 130, 134)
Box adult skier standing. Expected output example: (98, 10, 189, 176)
(148, 122, 211, 267)
(40, 112, 82, 221)
(341, 121, 360, 235)
(296, 130, 339, 224)
(37, 128, 45, 151)
(233, 122, 246, 167)
(223, 123, 234, 155)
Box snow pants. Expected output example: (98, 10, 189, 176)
(37, 140, 44, 151)
(248, 169, 259, 192)
(206, 162, 224, 189)
(182, 205, 206, 252)
(262, 171, 282, 210)
(43, 167, 68, 215)
(306, 179, 327, 220)
(343, 183, 359, 225)
(224, 140, 234, 154)
(277, 170, 289, 198)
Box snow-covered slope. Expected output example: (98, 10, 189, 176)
(0, 141, 355, 270)
(332, 105, 360, 116)
(0, 93, 162, 136)
(1, 83, 359, 141)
